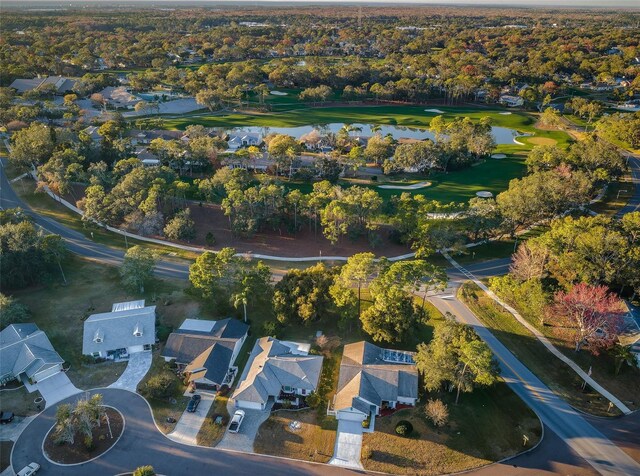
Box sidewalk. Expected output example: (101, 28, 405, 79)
(443, 251, 632, 415)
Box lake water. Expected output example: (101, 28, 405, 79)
(228, 123, 522, 144)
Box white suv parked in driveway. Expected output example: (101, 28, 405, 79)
(228, 409, 245, 433)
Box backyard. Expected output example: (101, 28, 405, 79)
(459, 282, 637, 416)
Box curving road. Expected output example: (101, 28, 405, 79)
(11, 389, 355, 476)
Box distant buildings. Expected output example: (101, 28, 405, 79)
(499, 95, 524, 107)
(9, 76, 76, 95)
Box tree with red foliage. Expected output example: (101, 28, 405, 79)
(551, 283, 624, 355)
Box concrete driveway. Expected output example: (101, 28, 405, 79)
(33, 372, 80, 408)
(217, 400, 273, 452)
(328, 419, 364, 469)
(167, 393, 215, 445)
(108, 351, 152, 392)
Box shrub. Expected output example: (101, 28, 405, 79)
(395, 420, 413, 437)
(143, 374, 176, 399)
(205, 232, 216, 246)
(305, 392, 322, 409)
(262, 320, 278, 337)
(281, 400, 292, 409)
(425, 399, 449, 427)
(156, 325, 172, 342)
(361, 445, 373, 459)
(133, 466, 156, 476)
(217, 384, 230, 397)
(84, 435, 94, 451)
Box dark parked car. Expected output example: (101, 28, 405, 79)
(186, 394, 201, 413)
(0, 411, 15, 424)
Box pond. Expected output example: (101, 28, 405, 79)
(227, 123, 524, 145)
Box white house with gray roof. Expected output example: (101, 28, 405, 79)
(329, 341, 418, 428)
(232, 336, 323, 410)
(82, 300, 156, 360)
(0, 324, 64, 386)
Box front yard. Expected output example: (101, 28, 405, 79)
(196, 396, 230, 447)
(0, 386, 45, 416)
(254, 410, 337, 463)
(362, 382, 541, 475)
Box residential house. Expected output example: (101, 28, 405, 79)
(136, 149, 161, 167)
(0, 324, 64, 386)
(82, 300, 156, 360)
(232, 337, 323, 410)
(127, 129, 183, 146)
(10, 76, 77, 95)
(227, 132, 262, 150)
(499, 95, 524, 107)
(98, 86, 140, 109)
(162, 318, 249, 392)
(81, 125, 102, 142)
(329, 341, 418, 430)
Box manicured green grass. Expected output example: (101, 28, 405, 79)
(362, 382, 541, 475)
(0, 386, 45, 416)
(458, 282, 627, 416)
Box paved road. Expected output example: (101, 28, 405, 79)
(617, 154, 640, 217)
(429, 269, 640, 476)
(11, 389, 355, 476)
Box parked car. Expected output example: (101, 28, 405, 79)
(186, 394, 201, 413)
(17, 462, 40, 476)
(228, 409, 245, 433)
(0, 411, 14, 424)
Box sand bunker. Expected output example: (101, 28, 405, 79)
(378, 181, 432, 190)
(491, 153, 507, 159)
(499, 112, 512, 115)
(476, 191, 494, 198)
(424, 108, 445, 114)
(270, 91, 288, 96)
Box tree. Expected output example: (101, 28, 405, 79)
(0, 293, 30, 328)
(54, 403, 76, 445)
(539, 107, 562, 128)
(364, 134, 394, 166)
(267, 134, 301, 177)
(163, 209, 196, 241)
(333, 253, 377, 318)
(142, 374, 176, 399)
(373, 260, 447, 309)
(361, 285, 424, 343)
(133, 466, 156, 476)
(415, 317, 498, 404)
(9, 122, 56, 171)
(551, 283, 624, 354)
(189, 248, 242, 299)
(611, 345, 638, 376)
(120, 246, 157, 293)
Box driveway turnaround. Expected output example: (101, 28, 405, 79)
(34, 372, 80, 408)
(328, 419, 364, 469)
(167, 393, 215, 445)
(108, 351, 152, 392)
(11, 389, 356, 476)
(217, 400, 273, 453)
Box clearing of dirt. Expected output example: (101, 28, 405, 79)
(182, 202, 410, 258)
(378, 181, 431, 190)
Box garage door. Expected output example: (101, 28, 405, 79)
(235, 400, 263, 410)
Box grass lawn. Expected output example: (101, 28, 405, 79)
(362, 382, 541, 475)
(137, 351, 189, 434)
(458, 282, 630, 416)
(254, 410, 337, 463)
(0, 386, 45, 416)
(196, 396, 230, 447)
(11, 255, 198, 390)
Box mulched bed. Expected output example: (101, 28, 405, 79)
(43, 407, 124, 465)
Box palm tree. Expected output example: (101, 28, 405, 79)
(231, 289, 248, 323)
(612, 345, 638, 375)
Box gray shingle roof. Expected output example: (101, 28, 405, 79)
(162, 318, 248, 386)
(0, 324, 63, 381)
(82, 301, 156, 354)
(232, 337, 323, 405)
(334, 341, 418, 415)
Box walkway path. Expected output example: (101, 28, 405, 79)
(442, 251, 632, 415)
(108, 351, 152, 392)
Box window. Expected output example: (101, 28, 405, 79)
(300, 389, 306, 395)
(134, 331, 142, 337)
(92, 352, 100, 358)
(94, 337, 102, 343)
(283, 386, 293, 393)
